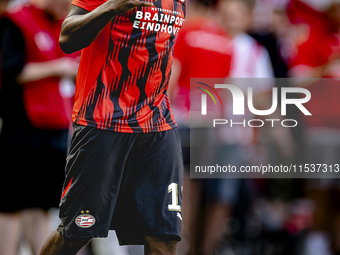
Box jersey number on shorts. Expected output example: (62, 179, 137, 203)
(168, 183, 182, 211)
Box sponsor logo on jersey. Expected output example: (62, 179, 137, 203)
(133, 10, 185, 35)
(75, 211, 96, 228)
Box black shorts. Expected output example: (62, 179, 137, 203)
(57, 124, 183, 245)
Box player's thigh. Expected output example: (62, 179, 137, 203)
(144, 235, 178, 255)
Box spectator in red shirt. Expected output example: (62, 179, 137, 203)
(0, 0, 78, 254)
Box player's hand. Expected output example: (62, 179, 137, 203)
(108, 0, 154, 15)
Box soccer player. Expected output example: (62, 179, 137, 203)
(39, 0, 186, 254)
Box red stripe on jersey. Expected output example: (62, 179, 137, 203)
(61, 177, 73, 200)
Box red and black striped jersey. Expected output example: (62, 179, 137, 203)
(71, 0, 186, 133)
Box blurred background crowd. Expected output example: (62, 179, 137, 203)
(1, 0, 340, 254)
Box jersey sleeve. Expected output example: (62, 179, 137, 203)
(71, 0, 105, 12)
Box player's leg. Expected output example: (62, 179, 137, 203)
(144, 236, 178, 255)
(180, 177, 204, 255)
(40, 230, 90, 255)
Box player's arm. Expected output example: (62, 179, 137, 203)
(59, 0, 153, 54)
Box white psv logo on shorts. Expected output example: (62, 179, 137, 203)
(75, 214, 96, 228)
